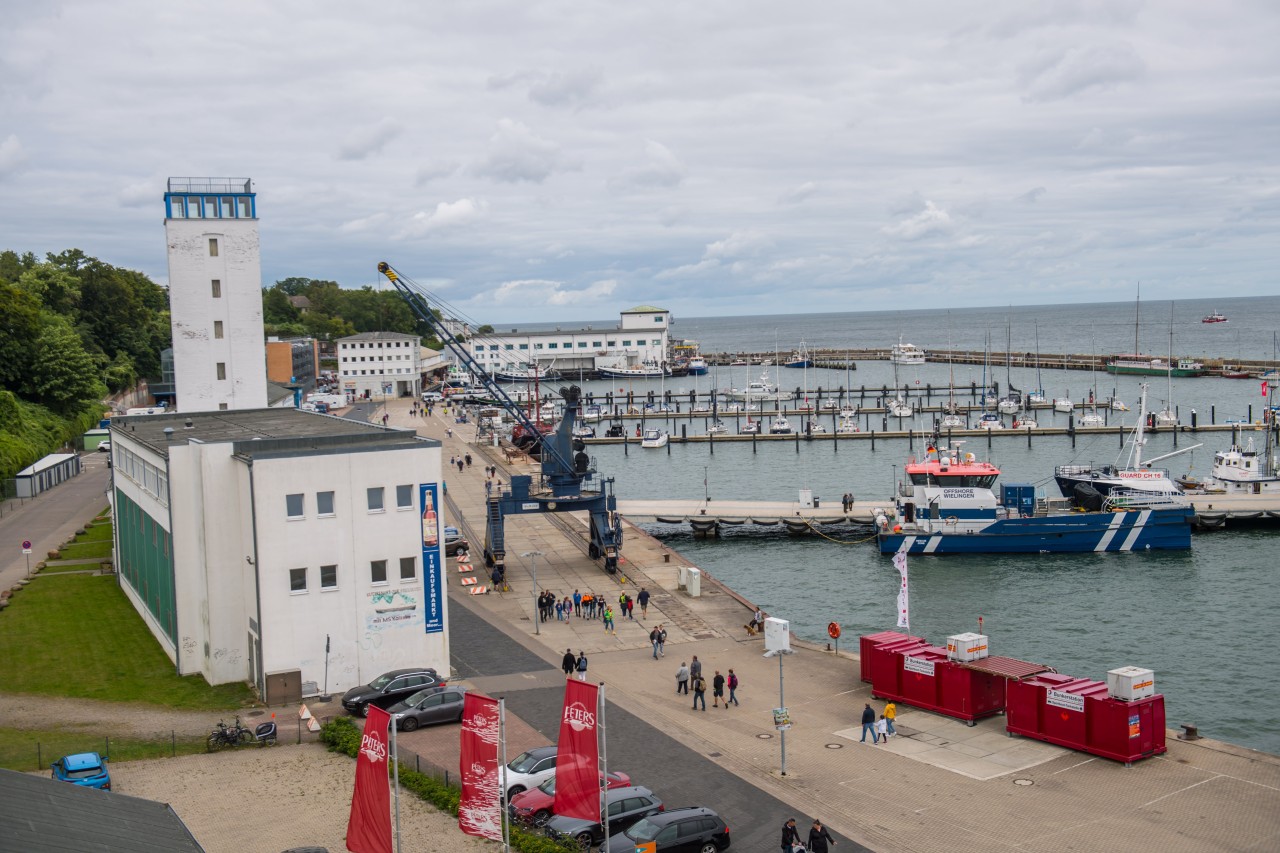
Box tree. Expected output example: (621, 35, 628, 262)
(477, 324, 495, 334)
(263, 287, 299, 325)
(0, 250, 36, 285)
(17, 263, 82, 319)
(29, 316, 107, 414)
(0, 282, 41, 390)
(78, 260, 156, 375)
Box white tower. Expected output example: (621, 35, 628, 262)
(163, 177, 268, 411)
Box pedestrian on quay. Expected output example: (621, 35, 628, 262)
(876, 714, 889, 744)
(573, 589, 582, 617)
(575, 651, 588, 682)
(625, 596, 635, 620)
(712, 671, 725, 708)
(555, 599, 564, 621)
(583, 592, 594, 619)
(656, 624, 667, 657)
(808, 819, 836, 853)
(780, 818, 801, 853)
(690, 655, 702, 684)
(884, 700, 897, 737)
(449, 455, 456, 468)
(562, 648, 576, 677)
(676, 662, 690, 694)
(562, 595, 573, 622)
(603, 606, 615, 634)
(727, 669, 739, 706)
(457, 458, 464, 473)
(464, 453, 473, 467)
(649, 626, 662, 660)
(692, 673, 707, 711)
(860, 703, 877, 744)
(638, 587, 650, 618)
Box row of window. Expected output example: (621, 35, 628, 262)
(340, 341, 415, 349)
(115, 447, 170, 508)
(288, 556, 419, 593)
(339, 368, 415, 376)
(474, 339, 662, 352)
(339, 355, 415, 362)
(170, 196, 253, 220)
(286, 485, 417, 518)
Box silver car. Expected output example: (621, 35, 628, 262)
(387, 685, 467, 731)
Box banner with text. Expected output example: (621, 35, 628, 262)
(419, 483, 444, 633)
(894, 549, 910, 629)
(345, 706, 392, 853)
(553, 679, 601, 822)
(458, 693, 502, 840)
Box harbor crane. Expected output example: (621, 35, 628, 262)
(377, 262, 623, 576)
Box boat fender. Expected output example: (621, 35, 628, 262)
(875, 513, 888, 531)
(892, 524, 902, 533)
(964, 452, 975, 462)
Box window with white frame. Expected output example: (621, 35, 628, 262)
(320, 564, 337, 589)
(396, 485, 413, 509)
(371, 559, 388, 584)
(317, 491, 335, 516)
(367, 487, 384, 512)
(399, 556, 417, 581)
(286, 493, 304, 519)
(289, 567, 307, 593)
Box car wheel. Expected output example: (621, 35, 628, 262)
(358, 703, 370, 718)
(699, 843, 718, 853)
(575, 831, 594, 850)
(506, 785, 525, 800)
(532, 810, 550, 827)
(400, 716, 420, 732)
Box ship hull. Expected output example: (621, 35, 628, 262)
(879, 508, 1193, 554)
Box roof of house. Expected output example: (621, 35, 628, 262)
(0, 769, 204, 852)
(287, 295, 312, 309)
(339, 331, 420, 342)
(621, 305, 668, 314)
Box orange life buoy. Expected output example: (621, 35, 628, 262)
(828, 622, 841, 639)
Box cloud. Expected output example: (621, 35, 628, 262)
(613, 140, 686, 188)
(528, 68, 602, 107)
(0, 134, 27, 178)
(704, 231, 770, 259)
(881, 201, 954, 241)
(472, 119, 574, 183)
(1015, 187, 1047, 204)
(778, 182, 818, 205)
(489, 277, 617, 306)
(118, 177, 161, 208)
(339, 212, 390, 234)
(414, 160, 460, 185)
(1019, 42, 1146, 102)
(401, 199, 486, 236)
(337, 118, 404, 161)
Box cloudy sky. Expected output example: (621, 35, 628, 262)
(3, 1, 1277, 323)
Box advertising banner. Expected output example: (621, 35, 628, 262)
(553, 679, 601, 822)
(419, 483, 444, 634)
(894, 550, 910, 629)
(458, 693, 502, 840)
(345, 706, 392, 853)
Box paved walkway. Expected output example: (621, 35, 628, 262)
(390, 397, 1280, 853)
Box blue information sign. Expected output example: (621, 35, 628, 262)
(418, 483, 445, 634)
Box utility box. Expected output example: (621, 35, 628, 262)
(799, 488, 813, 508)
(264, 669, 303, 705)
(947, 633, 989, 662)
(764, 617, 791, 654)
(685, 566, 701, 597)
(1001, 483, 1036, 517)
(1107, 666, 1156, 701)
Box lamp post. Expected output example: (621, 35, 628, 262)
(762, 616, 794, 776)
(520, 550, 544, 635)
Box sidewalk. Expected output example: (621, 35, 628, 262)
(391, 396, 1280, 853)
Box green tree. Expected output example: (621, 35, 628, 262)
(263, 287, 299, 325)
(29, 316, 107, 414)
(0, 282, 41, 390)
(45, 248, 92, 274)
(477, 324, 495, 334)
(17, 263, 82, 319)
(0, 250, 37, 285)
(78, 261, 157, 375)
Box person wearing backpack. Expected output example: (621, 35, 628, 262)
(692, 673, 707, 710)
(575, 651, 588, 682)
(727, 669, 740, 706)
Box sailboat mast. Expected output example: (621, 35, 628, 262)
(1134, 283, 1141, 355)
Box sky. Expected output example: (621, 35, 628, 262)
(2, 1, 1278, 324)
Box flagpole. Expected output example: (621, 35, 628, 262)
(599, 683, 609, 848)
(499, 698, 510, 853)
(391, 713, 402, 853)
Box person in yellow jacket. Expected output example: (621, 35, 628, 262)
(884, 701, 897, 737)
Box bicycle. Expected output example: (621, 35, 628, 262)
(207, 715, 254, 751)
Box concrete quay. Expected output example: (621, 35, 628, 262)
(399, 398, 1280, 853)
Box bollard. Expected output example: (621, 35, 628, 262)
(1191, 409, 1198, 431)
(870, 430, 875, 451)
(1211, 405, 1215, 425)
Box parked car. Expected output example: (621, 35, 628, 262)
(97, 441, 112, 453)
(545, 785, 664, 849)
(604, 806, 730, 853)
(502, 745, 558, 800)
(509, 770, 632, 827)
(50, 752, 111, 790)
(388, 685, 467, 731)
(341, 668, 444, 717)
(443, 526, 468, 557)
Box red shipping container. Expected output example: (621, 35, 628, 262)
(859, 631, 922, 683)
(868, 636, 931, 697)
(898, 646, 948, 710)
(1006, 672, 1167, 764)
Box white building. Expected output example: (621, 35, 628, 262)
(109, 409, 448, 701)
(163, 178, 268, 412)
(469, 306, 671, 375)
(338, 331, 424, 401)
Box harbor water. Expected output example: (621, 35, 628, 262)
(505, 293, 1280, 754)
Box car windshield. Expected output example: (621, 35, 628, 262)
(625, 817, 664, 842)
(508, 750, 546, 773)
(404, 687, 440, 706)
(368, 674, 394, 690)
(537, 777, 556, 794)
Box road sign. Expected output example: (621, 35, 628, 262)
(22, 540, 32, 554)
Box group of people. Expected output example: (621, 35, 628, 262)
(538, 588, 621, 630)
(675, 655, 740, 710)
(561, 648, 589, 681)
(840, 493, 856, 512)
(781, 817, 837, 853)
(647, 624, 668, 658)
(859, 701, 897, 743)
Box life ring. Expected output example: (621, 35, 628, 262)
(946, 516, 958, 526)
(828, 622, 841, 639)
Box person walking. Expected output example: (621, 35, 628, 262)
(575, 651, 588, 682)
(692, 672, 707, 710)
(573, 589, 582, 617)
(808, 819, 836, 853)
(676, 662, 690, 694)
(884, 700, 897, 737)
(583, 592, 594, 619)
(624, 596, 635, 620)
(464, 453, 473, 467)
(727, 669, 739, 706)
(712, 671, 725, 708)
(561, 649, 576, 677)
(638, 587, 651, 619)
(649, 626, 662, 660)
(876, 714, 889, 744)
(656, 624, 667, 657)
(690, 655, 702, 685)
(555, 599, 564, 622)
(780, 818, 801, 853)
(562, 595, 573, 623)
(456, 458, 464, 473)
(860, 703, 877, 744)
(603, 606, 615, 634)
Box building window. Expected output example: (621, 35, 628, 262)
(396, 484, 413, 509)
(578, 342, 588, 348)
(317, 490, 335, 516)
(652, 339, 661, 346)
(504, 344, 514, 350)
(399, 556, 417, 582)
(289, 568, 307, 593)
(211, 279, 221, 298)
(218, 403, 228, 410)
(654, 316, 663, 323)
(563, 342, 572, 349)
(607, 340, 617, 346)
(216, 363, 226, 380)
(593, 341, 602, 348)
(320, 564, 337, 589)
(208, 238, 219, 257)
(214, 320, 224, 339)
(286, 493, 304, 518)
(238, 197, 251, 218)
(519, 343, 528, 350)
(367, 487, 384, 512)
(371, 559, 388, 584)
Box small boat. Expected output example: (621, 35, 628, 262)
(724, 370, 791, 402)
(729, 359, 748, 367)
(640, 428, 669, 448)
(1154, 407, 1178, 427)
(1202, 311, 1228, 323)
(706, 420, 728, 435)
(889, 336, 926, 365)
(1012, 416, 1038, 429)
(818, 400, 839, 413)
(888, 397, 914, 418)
(768, 415, 794, 435)
(997, 392, 1022, 415)
(739, 420, 761, 435)
(806, 422, 828, 434)
(686, 356, 709, 376)
(1054, 394, 1074, 413)
(977, 412, 1005, 430)
(573, 423, 596, 439)
(692, 403, 711, 413)
(941, 413, 966, 429)
(1179, 437, 1280, 495)
(1219, 366, 1252, 379)
(839, 405, 858, 419)
(1077, 410, 1106, 427)
(1110, 398, 1129, 412)
(836, 415, 860, 434)
(582, 405, 602, 423)
(784, 342, 814, 369)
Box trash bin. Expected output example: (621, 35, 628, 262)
(813, 496, 821, 508)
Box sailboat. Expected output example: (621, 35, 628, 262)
(941, 322, 965, 428)
(976, 330, 1004, 428)
(1028, 322, 1046, 404)
(1155, 305, 1179, 426)
(888, 355, 914, 418)
(1078, 336, 1106, 427)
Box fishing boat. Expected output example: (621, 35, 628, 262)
(724, 369, 791, 403)
(598, 361, 667, 379)
(1202, 311, 1228, 323)
(686, 356, 708, 376)
(784, 342, 813, 368)
(889, 336, 926, 365)
(768, 415, 794, 435)
(640, 427, 669, 448)
(876, 443, 1193, 554)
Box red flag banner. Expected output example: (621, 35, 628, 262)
(459, 693, 502, 840)
(553, 679, 601, 822)
(346, 706, 393, 853)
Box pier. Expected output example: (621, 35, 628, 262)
(616, 498, 882, 528)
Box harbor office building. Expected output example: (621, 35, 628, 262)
(108, 409, 448, 702)
(469, 306, 672, 375)
(337, 331, 425, 401)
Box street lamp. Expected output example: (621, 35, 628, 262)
(520, 550, 544, 635)
(762, 616, 794, 776)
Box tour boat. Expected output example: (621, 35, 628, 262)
(889, 336, 926, 365)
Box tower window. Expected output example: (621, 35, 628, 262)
(238, 197, 251, 217)
(214, 320, 224, 339)
(211, 279, 221, 298)
(216, 363, 226, 380)
(209, 238, 219, 257)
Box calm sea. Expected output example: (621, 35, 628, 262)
(506, 295, 1280, 754)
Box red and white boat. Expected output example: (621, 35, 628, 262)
(1202, 311, 1228, 323)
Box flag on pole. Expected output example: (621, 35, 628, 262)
(458, 693, 502, 840)
(346, 706, 393, 853)
(893, 550, 910, 629)
(1262, 381, 1269, 398)
(553, 679, 601, 822)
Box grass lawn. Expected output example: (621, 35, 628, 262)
(74, 523, 115, 542)
(38, 563, 103, 574)
(55, 540, 113, 560)
(0, 726, 208, 772)
(0, 575, 253, 710)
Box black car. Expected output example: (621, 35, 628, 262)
(341, 667, 443, 717)
(388, 685, 467, 731)
(604, 806, 730, 853)
(545, 785, 663, 849)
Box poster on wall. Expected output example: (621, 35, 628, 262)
(419, 483, 444, 634)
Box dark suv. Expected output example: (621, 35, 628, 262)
(544, 785, 663, 848)
(341, 667, 444, 717)
(604, 806, 730, 853)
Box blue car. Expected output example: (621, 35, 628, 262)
(51, 752, 112, 790)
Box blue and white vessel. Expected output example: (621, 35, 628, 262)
(876, 443, 1193, 555)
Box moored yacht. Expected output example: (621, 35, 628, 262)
(889, 336, 926, 365)
(768, 415, 794, 434)
(640, 427, 669, 448)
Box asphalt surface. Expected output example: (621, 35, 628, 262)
(449, 595, 872, 853)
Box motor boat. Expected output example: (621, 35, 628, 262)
(640, 428, 669, 448)
(889, 336, 926, 365)
(977, 412, 1005, 430)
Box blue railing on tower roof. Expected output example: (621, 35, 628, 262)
(166, 177, 253, 194)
